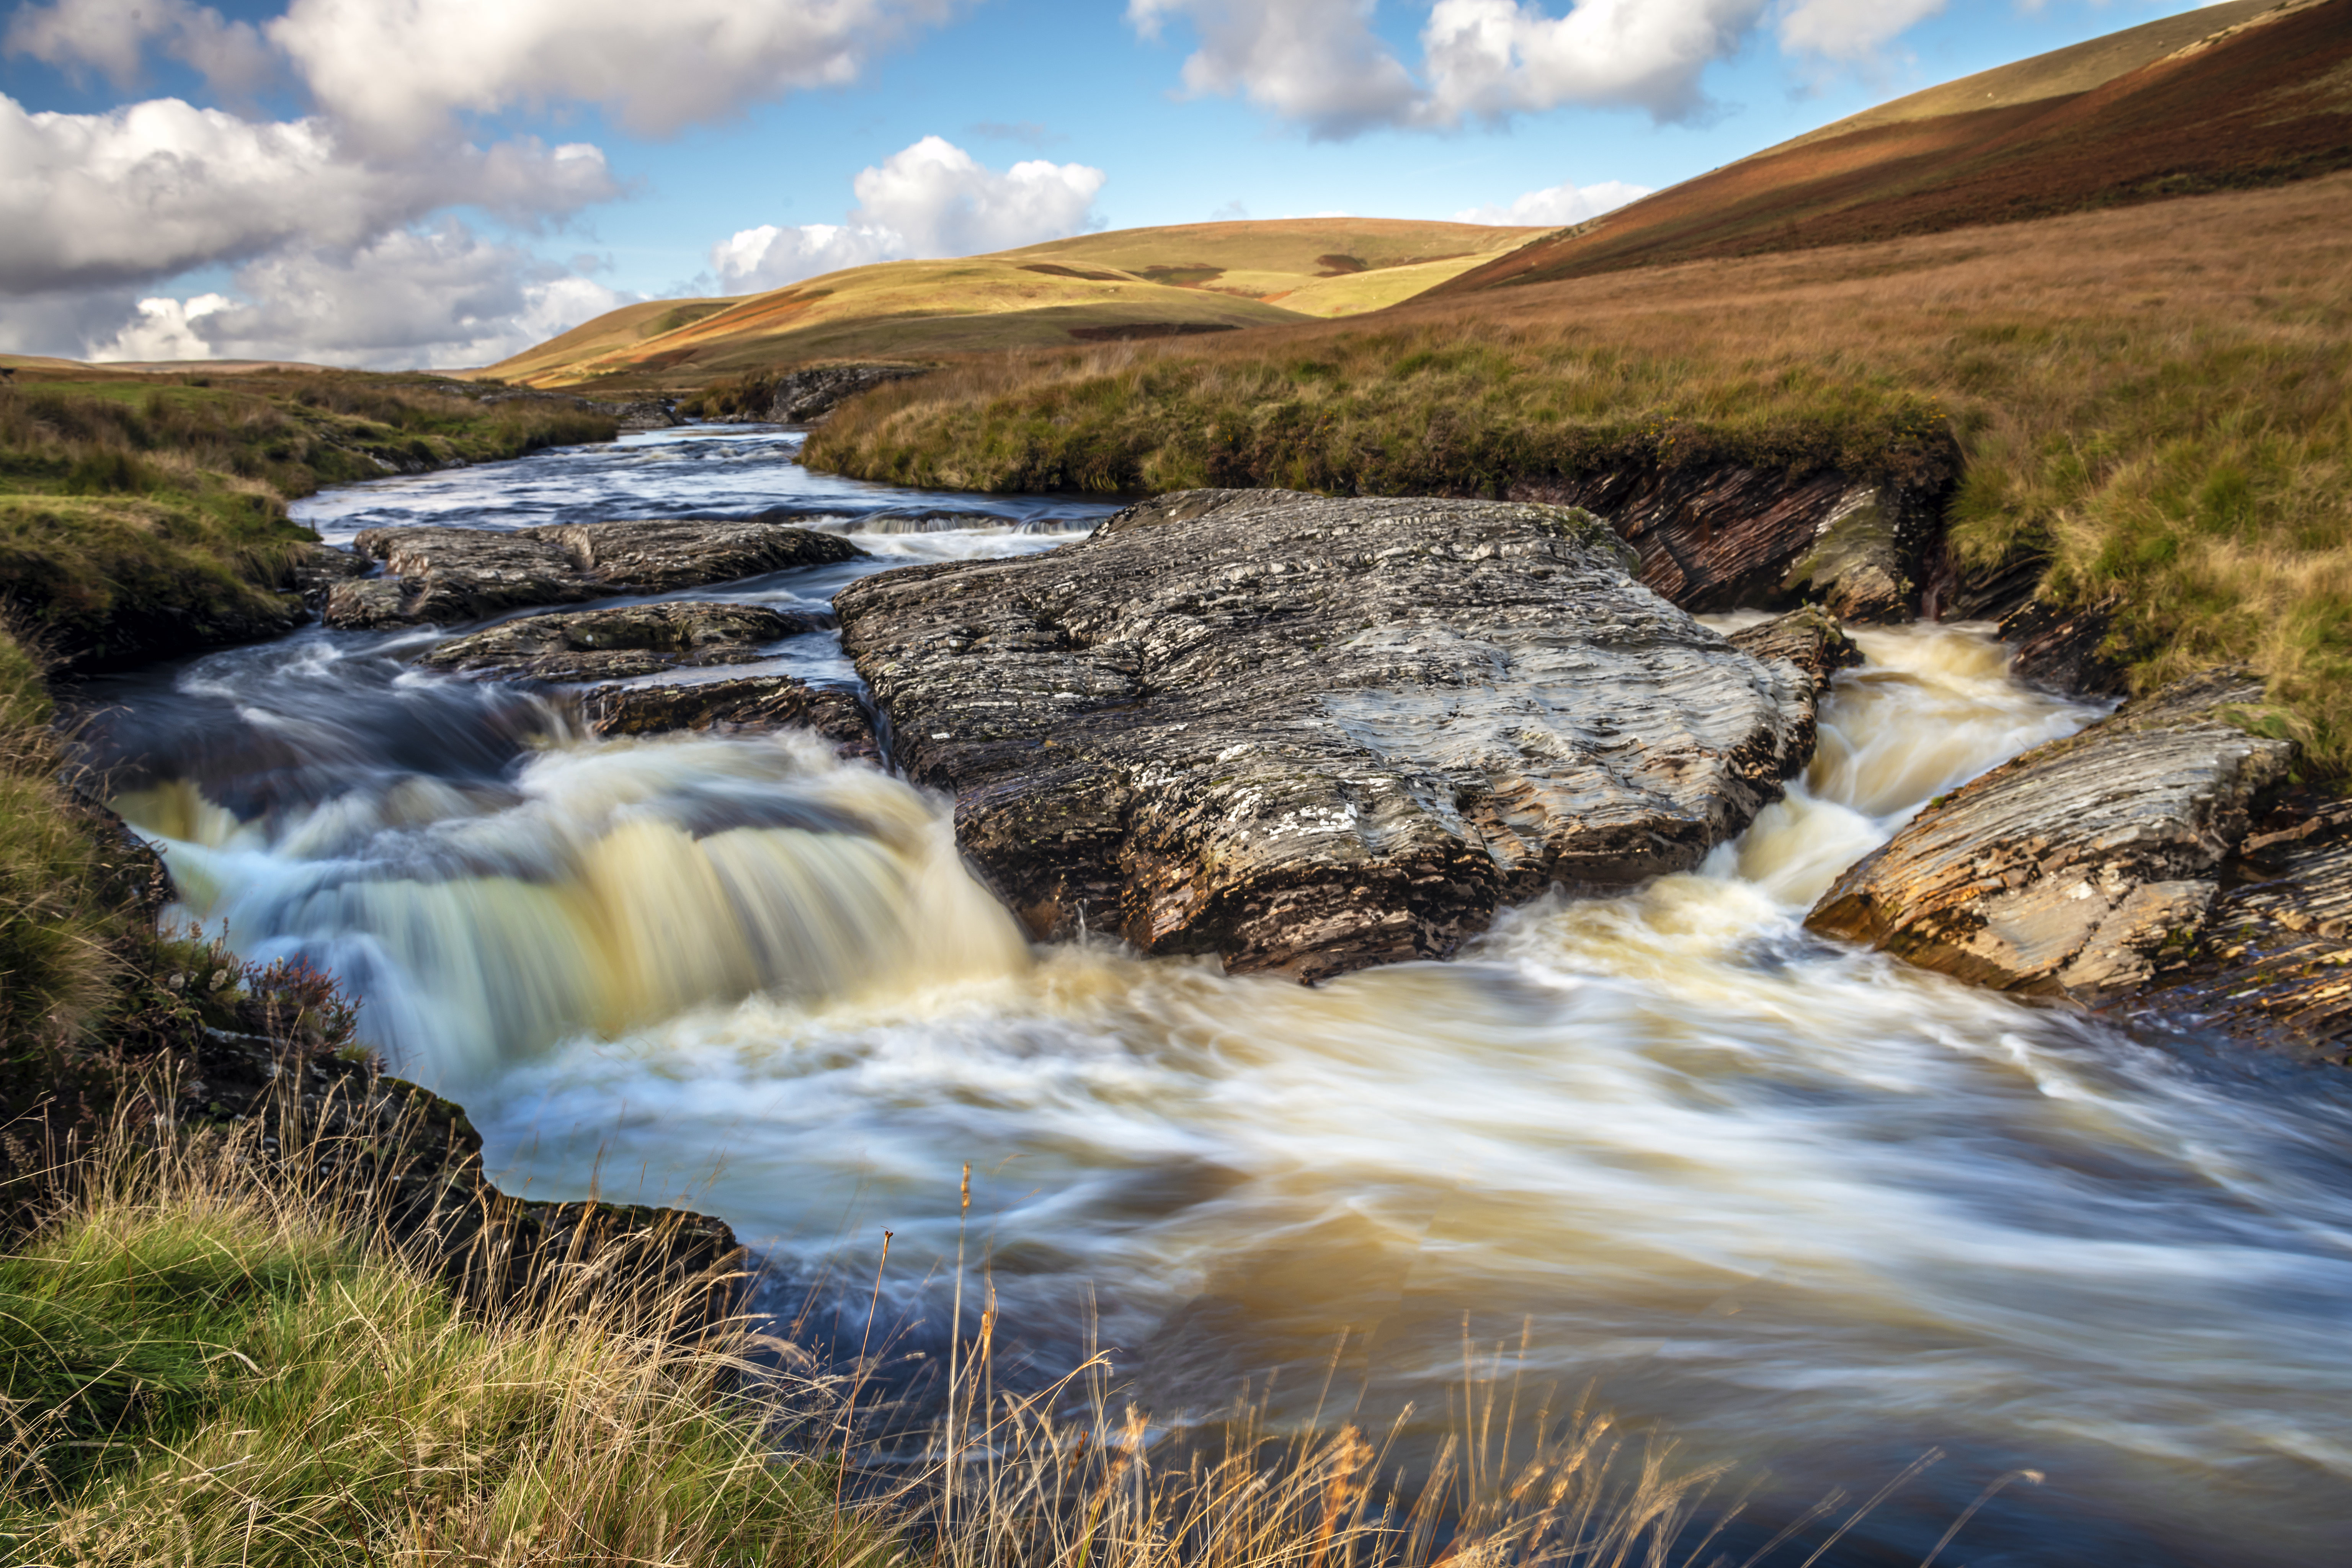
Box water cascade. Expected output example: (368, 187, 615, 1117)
(87, 429, 2352, 1566)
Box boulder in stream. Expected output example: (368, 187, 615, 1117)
(324, 518, 864, 629)
(836, 488, 1822, 981)
(416, 602, 834, 683)
(1806, 670, 2296, 999)
(580, 673, 877, 760)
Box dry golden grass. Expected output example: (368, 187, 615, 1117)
(809, 173, 2352, 773)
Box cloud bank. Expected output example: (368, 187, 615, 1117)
(1, 0, 969, 363)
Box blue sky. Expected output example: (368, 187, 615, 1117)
(0, 0, 2233, 368)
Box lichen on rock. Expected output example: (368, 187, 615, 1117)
(837, 488, 1823, 981)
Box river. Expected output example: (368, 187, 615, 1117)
(81, 426, 2352, 1565)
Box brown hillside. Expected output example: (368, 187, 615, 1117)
(1434, 0, 2352, 295)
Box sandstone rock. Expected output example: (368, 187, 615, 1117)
(1806, 670, 2295, 999)
(1999, 593, 2130, 696)
(1507, 467, 1940, 622)
(324, 518, 864, 629)
(2143, 793, 2352, 1057)
(1727, 606, 1864, 763)
(1726, 605, 1864, 693)
(416, 601, 833, 683)
(580, 673, 877, 760)
(837, 489, 1820, 981)
(1775, 485, 1916, 622)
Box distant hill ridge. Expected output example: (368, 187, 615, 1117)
(482, 219, 1538, 389)
(1432, 0, 2352, 296)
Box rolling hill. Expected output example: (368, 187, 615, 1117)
(480, 219, 1538, 389)
(1430, 0, 2352, 296)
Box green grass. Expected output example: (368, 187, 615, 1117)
(0, 372, 616, 667)
(0, 1136, 846, 1565)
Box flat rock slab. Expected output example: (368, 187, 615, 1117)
(579, 674, 876, 760)
(415, 601, 833, 683)
(324, 518, 864, 628)
(836, 488, 1818, 981)
(1807, 670, 2296, 998)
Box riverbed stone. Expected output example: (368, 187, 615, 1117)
(1806, 670, 2296, 999)
(2141, 793, 2352, 1056)
(1727, 606, 1864, 765)
(323, 518, 864, 629)
(836, 488, 1820, 981)
(415, 602, 832, 683)
(580, 673, 877, 760)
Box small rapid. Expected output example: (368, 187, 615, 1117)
(86, 429, 2352, 1566)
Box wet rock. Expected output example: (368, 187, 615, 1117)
(1999, 593, 2130, 696)
(1806, 670, 2295, 999)
(416, 601, 832, 683)
(1506, 467, 1941, 622)
(288, 542, 369, 611)
(836, 488, 1820, 982)
(324, 518, 864, 629)
(733, 363, 927, 425)
(2142, 793, 2352, 1057)
(1728, 606, 1864, 762)
(1775, 485, 1917, 622)
(1727, 605, 1864, 692)
(580, 674, 877, 760)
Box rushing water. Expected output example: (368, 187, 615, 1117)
(83, 428, 2352, 1566)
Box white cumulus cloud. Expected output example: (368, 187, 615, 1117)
(1775, 0, 1947, 63)
(1127, 0, 1968, 135)
(87, 222, 630, 369)
(851, 136, 1107, 255)
(0, 93, 616, 294)
(268, 0, 955, 147)
(1128, 0, 1418, 139)
(5, 0, 273, 95)
(1454, 176, 1651, 225)
(709, 136, 1107, 292)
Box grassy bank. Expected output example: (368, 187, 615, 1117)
(0, 370, 615, 666)
(807, 173, 2352, 775)
(0, 1129, 846, 1565)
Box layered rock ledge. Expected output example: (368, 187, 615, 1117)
(579, 674, 877, 760)
(1507, 469, 1938, 623)
(1806, 671, 2295, 1000)
(2146, 794, 2352, 1056)
(324, 518, 864, 629)
(836, 489, 1823, 980)
(417, 601, 834, 683)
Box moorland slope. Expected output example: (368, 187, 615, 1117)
(482, 219, 1538, 389)
(1431, 0, 2351, 294)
